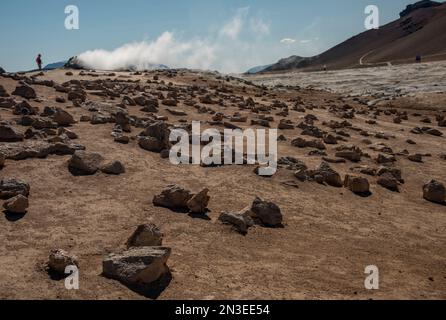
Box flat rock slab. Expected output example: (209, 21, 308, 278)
(103, 247, 171, 286)
(0, 141, 85, 160)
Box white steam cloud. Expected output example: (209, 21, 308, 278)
(78, 32, 215, 71)
(75, 7, 318, 73)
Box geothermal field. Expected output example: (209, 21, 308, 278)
(0, 62, 445, 300)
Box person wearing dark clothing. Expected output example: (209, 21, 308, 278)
(36, 54, 42, 70)
(416, 54, 422, 63)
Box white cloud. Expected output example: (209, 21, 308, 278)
(280, 38, 296, 44)
(220, 7, 249, 39)
(78, 32, 216, 71)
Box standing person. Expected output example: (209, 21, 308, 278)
(36, 54, 42, 70)
(416, 54, 422, 63)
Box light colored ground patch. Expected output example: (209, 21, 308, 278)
(244, 61, 446, 100)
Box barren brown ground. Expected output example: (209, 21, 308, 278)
(0, 68, 445, 300)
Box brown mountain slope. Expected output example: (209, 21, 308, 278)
(264, 1, 446, 72)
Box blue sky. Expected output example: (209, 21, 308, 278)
(0, 0, 424, 72)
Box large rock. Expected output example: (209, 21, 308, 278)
(139, 136, 162, 152)
(0, 152, 5, 168)
(103, 247, 171, 286)
(0, 141, 84, 161)
(12, 84, 36, 99)
(344, 175, 370, 195)
(52, 108, 75, 126)
(48, 249, 79, 274)
(126, 224, 163, 248)
(377, 173, 400, 192)
(100, 161, 125, 175)
(187, 188, 210, 214)
(0, 85, 8, 97)
(68, 150, 104, 175)
(153, 185, 193, 210)
(0, 125, 24, 142)
(68, 89, 86, 102)
(218, 211, 254, 234)
(14, 100, 38, 115)
(423, 180, 445, 204)
(309, 162, 343, 187)
(140, 121, 171, 152)
(0, 67, 5, 74)
(3, 194, 29, 213)
(335, 145, 362, 162)
(248, 197, 283, 227)
(0, 178, 30, 199)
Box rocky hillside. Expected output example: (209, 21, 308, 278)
(263, 1, 446, 72)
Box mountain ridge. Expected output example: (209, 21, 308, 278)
(261, 0, 446, 73)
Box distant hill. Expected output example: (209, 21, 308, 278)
(43, 61, 67, 70)
(263, 0, 446, 73)
(400, 0, 442, 17)
(245, 64, 273, 74)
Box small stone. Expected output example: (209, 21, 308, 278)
(423, 180, 445, 204)
(219, 211, 254, 234)
(377, 173, 400, 192)
(153, 185, 193, 210)
(408, 154, 423, 163)
(68, 150, 104, 176)
(3, 194, 29, 213)
(12, 85, 36, 99)
(0, 124, 24, 142)
(101, 161, 125, 175)
(0, 178, 30, 199)
(52, 108, 75, 126)
(187, 188, 210, 214)
(126, 224, 163, 248)
(344, 175, 370, 195)
(248, 197, 283, 227)
(48, 249, 79, 274)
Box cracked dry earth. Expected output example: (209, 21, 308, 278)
(0, 68, 445, 300)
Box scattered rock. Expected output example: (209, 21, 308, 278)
(48, 249, 79, 274)
(247, 197, 283, 227)
(126, 224, 163, 248)
(100, 161, 125, 175)
(153, 185, 193, 210)
(310, 162, 343, 187)
(377, 173, 400, 192)
(68, 150, 104, 176)
(0, 178, 30, 199)
(139, 121, 171, 152)
(377, 153, 396, 164)
(423, 180, 445, 204)
(139, 136, 163, 152)
(218, 211, 254, 234)
(0, 140, 84, 160)
(291, 137, 326, 150)
(12, 84, 36, 99)
(408, 154, 423, 163)
(344, 175, 370, 195)
(52, 108, 75, 126)
(102, 246, 171, 286)
(0, 124, 24, 142)
(3, 194, 29, 213)
(187, 188, 210, 214)
(426, 128, 443, 137)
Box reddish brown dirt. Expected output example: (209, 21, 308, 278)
(0, 69, 445, 300)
